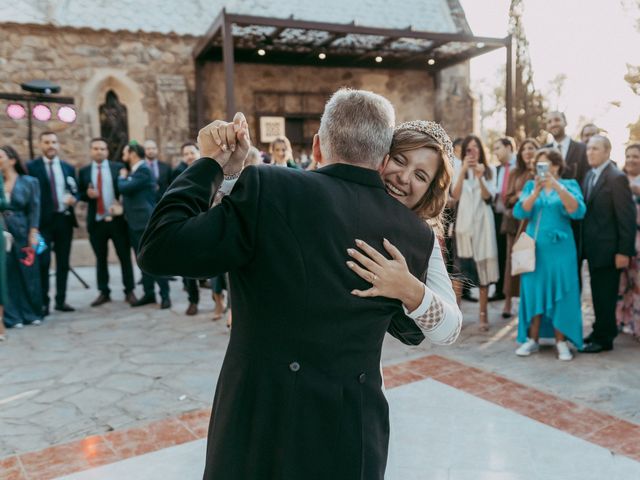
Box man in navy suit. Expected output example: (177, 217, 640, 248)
(78, 138, 137, 307)
(143, 140, 171, 202)
(119, 142, 171, 309)
(27, 131, 79, 315)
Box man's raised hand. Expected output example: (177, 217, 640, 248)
(197, 112, 252, 175)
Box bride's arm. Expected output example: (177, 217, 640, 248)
(347, 238, 462, 345)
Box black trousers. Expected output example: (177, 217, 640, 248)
(40, 212, 74, 308)
(588, 263, 621, 346)
(88, 217, 135, 296)
(129, 228, 170, 300)
(493, 212, 506, 295)
(185, 278, 199, 304)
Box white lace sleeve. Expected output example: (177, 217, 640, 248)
(403, 240, 462, 345)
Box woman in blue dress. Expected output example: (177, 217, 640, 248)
(1, 146, 43, 328)
(513, 148, 586, 361)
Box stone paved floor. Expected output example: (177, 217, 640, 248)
(1, 264, 639, 459)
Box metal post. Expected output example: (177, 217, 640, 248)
(195, 59, 205, 129)
(505, 35, 516, 137)
(222, 15, 236, 120)
(27, 99, 34, 159)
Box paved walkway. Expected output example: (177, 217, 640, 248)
(1, 264, 639, 463)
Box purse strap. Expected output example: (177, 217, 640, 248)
(515, 207, 543, 240)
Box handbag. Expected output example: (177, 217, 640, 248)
(511, 210, 542, 276)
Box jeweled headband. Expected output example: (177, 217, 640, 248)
(394, 120, 454, 162)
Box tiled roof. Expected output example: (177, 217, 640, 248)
(0, 0, 470, 36)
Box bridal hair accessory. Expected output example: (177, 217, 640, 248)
(394, 120, 454, 162)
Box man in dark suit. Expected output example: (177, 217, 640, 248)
(581, 135, 636, 353)
(143, 139, 171, 202)
(78, 137, 136, 307)
(138, 90, 433, 480)
(119, 142, 171, 309)
(27, 131, 79, 315)
(544, 111, 589, 184)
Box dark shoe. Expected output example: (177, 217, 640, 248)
(461, 292, 478, 303)
(185, 303, 198, 315)
(581, 342, 613, 353)
(501, 312, 513, 319)
(132, 295, 156, 307)
(55, 303, 76, 312)
(583, 333, 594, 344)
(90, 293, 111, 307)
(125, 292, 138, 306)
(160, 298, 172, 309)
(489, 293, 506, 302)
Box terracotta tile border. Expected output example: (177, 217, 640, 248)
(2, 354, 639, 479)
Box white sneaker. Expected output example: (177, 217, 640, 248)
(556, 341, 573, 361)
(516, 338, 539, 356)
(32, 320, 42, 326)
(14, 323, 24, 329)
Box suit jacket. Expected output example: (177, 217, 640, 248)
(146, 159, 171, 202)
(117, 163, 156, 232)
(138, 159, 434, 480)
(26, 156, 78, 229)
(170, 161, 188, 183)
(581, 162, 636, 268)
(78, 160, 125, 233)
(545, 139, 589, 185)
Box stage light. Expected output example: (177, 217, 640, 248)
(32, 104, 51, 121)
(318, 52, 326, 60)
(258, 48, 266, 56)
(6, 103, 26, 120)
(427, 58, 436, 65)
(57, 106, 77, 123)
(375, 56, 383, 63)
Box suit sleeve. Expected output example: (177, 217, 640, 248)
(575, 146, 589, 186)
(118, 168, 155, 195)
(137, 158, 259, 279)
(27, 177, 41, 230)
(78, 168, 90, 202)
(612, 174, 637, 257)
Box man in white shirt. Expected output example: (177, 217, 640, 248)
(544, 111, 589, 184)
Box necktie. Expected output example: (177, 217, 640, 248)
(586, 171, 596, 200)
(48, 161, 59, 211)
(501, 163, 510, 201)
(97, 164, 105, 216)
(148, 160, 157, 180)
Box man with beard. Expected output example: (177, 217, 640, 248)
(144, 140, 171, 202)
(27, 132, 78, 315)
(544, 111, 589, 184)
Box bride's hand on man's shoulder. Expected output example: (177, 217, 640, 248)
(346, 238, 414, 301)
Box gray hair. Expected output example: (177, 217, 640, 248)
(589, 134, 612, 152)
(318, 88, 395, 168)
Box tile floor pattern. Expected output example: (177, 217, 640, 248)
(2, 355, 640, 480)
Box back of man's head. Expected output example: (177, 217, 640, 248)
(318, 88, 395, 169)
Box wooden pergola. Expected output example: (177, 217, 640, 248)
(193, 9, 515, 135)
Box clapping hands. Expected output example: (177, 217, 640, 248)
(197, 112, 252, 175)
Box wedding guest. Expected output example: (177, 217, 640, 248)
(1, 146, 43, 328)
(514, 148, 585, 360)
(617, 143, 640, 338)
(501, 138, 538, 318)
(78, 138, 136, 307)
(27, 132, 78, 315)
(582, 136, 636, 353)
(269, 136, 299, 169)
(491, 137, 517, 301)
(580, 123, 600, 144)
(451, 135, 499, 330)
(144, 140, 171, 201)
(0, 169, 9, 341)
(544, 111, 589, 184)
(171, 142, 199, 182)
(119, 142, 171, 309)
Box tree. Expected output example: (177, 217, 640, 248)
(508, 0, 548, 142)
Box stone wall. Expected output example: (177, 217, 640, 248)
(0, 23, 198, 170)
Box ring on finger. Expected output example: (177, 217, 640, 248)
(371, 273, 377, 284)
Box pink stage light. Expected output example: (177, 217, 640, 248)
(57, 106, 76, 123)
(6, 103, 26, 120)
(32, 104, 52, 121)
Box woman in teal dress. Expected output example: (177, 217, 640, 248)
(513, 148, 586, 361)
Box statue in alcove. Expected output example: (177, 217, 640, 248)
(99, 90, 129, 162)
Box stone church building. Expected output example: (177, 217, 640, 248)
(0, 0, 485, 168)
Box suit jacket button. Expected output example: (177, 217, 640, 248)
(289, 362, 300, 372)
(358, 373, 366, 384)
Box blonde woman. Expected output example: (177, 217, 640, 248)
(269, 136, 299, 169)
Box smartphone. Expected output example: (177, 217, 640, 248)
(536, 162, 549, 178)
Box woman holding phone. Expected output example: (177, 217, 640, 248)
(450, 135, 499, 330)
(513, 148, 585, 360)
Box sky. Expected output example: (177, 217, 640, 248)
(458, 0, 640, 157)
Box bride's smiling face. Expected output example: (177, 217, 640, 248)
(381, 147, 440, 209)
